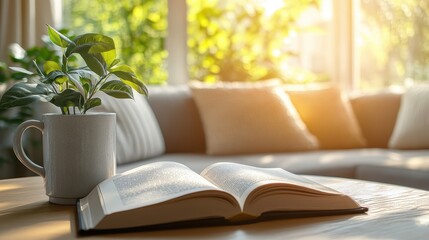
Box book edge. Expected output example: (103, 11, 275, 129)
(77, 206, 368, 235)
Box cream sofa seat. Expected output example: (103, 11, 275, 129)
(118, 149, 429, 190)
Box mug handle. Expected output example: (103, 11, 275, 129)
(13, 120, 45, 177)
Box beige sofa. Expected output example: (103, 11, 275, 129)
(115, 85, 429, 191)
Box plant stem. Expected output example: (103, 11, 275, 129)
(62, 54, 69, 90)
(88, 73, 112, 101)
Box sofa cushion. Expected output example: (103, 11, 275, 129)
(389, 85, 429, 149)
(356, 164, 429, 190)
(191, 85, 319, 155)
(350, 91, 402, 148)
(287, 86, 367, 149)
(93, 92, 165, 164)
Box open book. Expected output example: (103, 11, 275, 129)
(77, 162, 367, 232)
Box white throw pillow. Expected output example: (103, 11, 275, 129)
(93, 92, 165, 164)
(389, 85, 429, 149)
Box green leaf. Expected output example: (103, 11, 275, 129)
(111, 70, 134, 81)
(69, 68, 97, 81)
(0, 83, 54, 109)
(80, 52, 106, 76)
(43, 70, 67, 84)
(10, 72, 29, 80)
(55, 76, 68, 84)
(111, 66, 147, 95)
(109, 59, 121, 68)
(67, 73, 86, 97)
(80, 77, 92, 94)
(100, 80, 134, 99)
(84, 34, 114, 53)
(122, 77, 148, 95)
(110, 65, 147, 94)
(50, 89, 84, 109)
(47, 25, 73, 48)
(66, 33, 115, 57)
(9, 66, 34, 75)
(101, 49, 116, 67)
(43, 61, 61, 74)
(110, 64, 135, 74)
(83, 97, 101, 113)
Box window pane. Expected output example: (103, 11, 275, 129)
(187, 0, 331, 83)
(358, 0, 429, 90)
(62, 0, 168, 84)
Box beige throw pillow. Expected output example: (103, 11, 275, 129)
(389, 85, 429, 149)
(287, 87, 367, 149)
(350, 92, 402, 148)
(191, 86, 319, 155)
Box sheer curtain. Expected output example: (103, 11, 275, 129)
(0, 0, 56, 62)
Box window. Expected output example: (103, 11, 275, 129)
(62, 0, 330, 85)
(61, 0, 429, 90)
(187, 0, 331, 84)
(62, 0, 168, 85)
(357, 0, 429, 90)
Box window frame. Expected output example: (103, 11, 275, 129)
(166, 0, 188, 85)
(332, 0, 357, 92)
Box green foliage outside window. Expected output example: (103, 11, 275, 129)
(63, 0, 167, 85)
(360, 0, 429, 89)
(63, 0, 321, 84)
(187, 0, 320, 83)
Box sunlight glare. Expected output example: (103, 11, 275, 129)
(258, 0, 284, 16)
(261, 155, 274, 164)
(321, 0, 333, 20)
(283, 30, 298, 45)
(415, 215, 429, 226)
(0, 220, 70, 239)
(403, 156, 429, 169)
(0, 183, 21, 192)
(272, 49, 281, 58)
(0, 201, 13, 209)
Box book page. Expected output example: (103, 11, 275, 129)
(99, 161, 225, 213)
(201, 162, 341, 204)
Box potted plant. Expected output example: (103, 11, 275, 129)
(0, 25, 147, 205)
(0, 25, 147, 113)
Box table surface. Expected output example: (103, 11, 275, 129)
(0, 176, 428, 240)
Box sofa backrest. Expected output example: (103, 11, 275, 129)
(147, 85, 206, 153)
(147, 85, 403, 153)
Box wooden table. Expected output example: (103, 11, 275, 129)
(1, 176, 429, 239)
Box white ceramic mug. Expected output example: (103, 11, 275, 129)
(13, 113, 116, 205)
